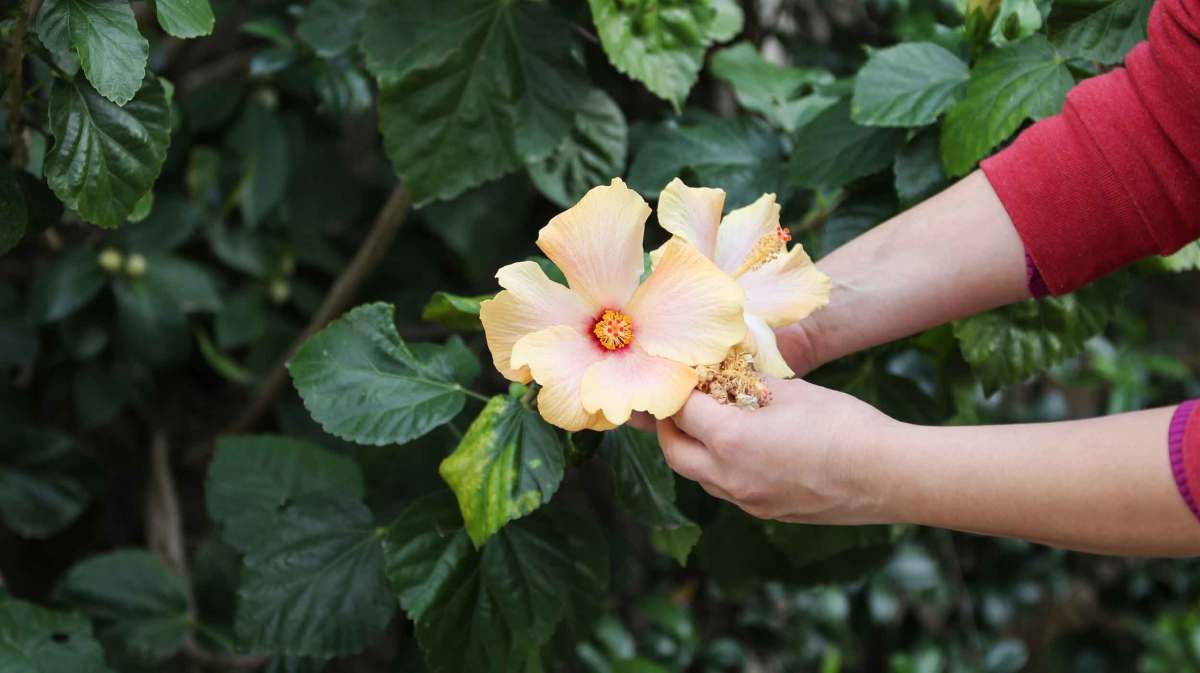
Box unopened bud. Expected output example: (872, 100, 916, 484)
(98, 248, 124, 273)
(125, 253, 147, 278)
(269, 278, 290, 304)
(279, 253, 296, 276)
(967, 0, 1001, 22)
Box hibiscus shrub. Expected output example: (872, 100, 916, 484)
(2, 1, 1198, 672)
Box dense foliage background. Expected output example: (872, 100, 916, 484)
(2, 0, 1199, 671)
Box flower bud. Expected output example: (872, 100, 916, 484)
(125, 253, 147, 278)
(98, 248, 124, 273)
(279, 253, 296, 276)
(269, 278, 290, 304)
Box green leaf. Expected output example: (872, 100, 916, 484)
(790, 99, 905, 191)
(952, 277, 1124, 394)
(298, 0, 369, 57)
(45, 76, 171, 229)
(0, 595, 114, 673)
(440, 395, 565, 547)
(29, 247, 106, 324)
(155, 0, 215, 38)
(940, 36, 1073, 176)
(287, 303, 468, 446)
(410, 336, 482, 388)
(112, 276, 190, 369)
(0, 425, 102, 538)
(598, 427, 700, 565)
(1162, 242, 1200, 272)
(851, 42, 968, 127)
(760, 521, 895, 567)
(36, 0, 149, 105)
(53, 550, 190, 665)
(205, 434, 365, 552)
(893, 128, 947, 206)
(364, 0, 589, 205)
(588, 0, 740, 110)
(627, 114, 787, 208)
(236, 496, 395, 657)
(709, 42, 835, 131)
(215, 288, 267, 349)
(229, 102, 289, 227)
(421, 292, 489, 331)
(382, 493, 605, 673)
(1050, 0, 1151, 64)
(0, 165, 27, 255)
(144, 255, 222, 313)
(528, 88, 628, 209)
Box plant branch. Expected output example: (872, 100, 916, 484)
(217, 182, 412, 442)
(147, 429, 189, 577)
(6, 0, 33, 168)
(182, 638, 270, 670)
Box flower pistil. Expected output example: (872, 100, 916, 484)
(592, 309, 634, 350)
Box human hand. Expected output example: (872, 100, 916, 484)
(656, 377, 900, 525)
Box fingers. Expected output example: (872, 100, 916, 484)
(671, 390, 736, 444)
(655, 418, 717, 483)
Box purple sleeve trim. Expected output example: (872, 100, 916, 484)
(1168, 400, 1200, 522)
(1025, 252, 1049, 298)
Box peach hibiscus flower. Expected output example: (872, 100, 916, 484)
(654, 179, 831, 378)
(479, 179, 746, 432)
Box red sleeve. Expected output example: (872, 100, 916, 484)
(980, 0, 1200, 296)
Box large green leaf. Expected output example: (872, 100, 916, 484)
(287, 303, 469, 446)
(155, 0, 215, 39)
(36, 0, 148, 105)
(298, 0, 369, 57)
(952, 278, 1123, 395)
(627, 114, 787, 208)
(708, 42, 835, 131)
(364, 0, 589, 205)
(53, 550, 190, 665)
(851, 42, 968, 127)
(0, 165, 27, 255)
(598, 427, 700, 565)
(205, 435, 365, 551)
(791, 99, 905, 191)
(228, 102, 289, 228)
(0, 426, 101, 539)
(28, 247, 106, 324)
(112, 276, 191, 369)
(0, 595, 113, 673)
(588, 0, 741, 110)
(940, 36, 1073, 176)
(528, 88, 628, 208)
(45, 76, 171, 229)
(1050, 0, 1152, 65)
(236, 496, 395, 657)
(440, 395, 565, 547)
(383, 493, 606, 673)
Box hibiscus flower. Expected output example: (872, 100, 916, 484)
(654, 178, 831, 378)
(480, 179, 746, 431)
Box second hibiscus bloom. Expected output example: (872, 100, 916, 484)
(480, 177, 831, 432)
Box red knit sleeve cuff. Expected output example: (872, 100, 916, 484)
(1168, 400, 1200, 523)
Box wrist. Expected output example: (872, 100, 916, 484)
(851, 419, 929, 525)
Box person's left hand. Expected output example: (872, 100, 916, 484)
(656, 377, 901, 525)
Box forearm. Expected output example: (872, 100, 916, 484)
(867, 407, 1200, 556)
(796, 171, 1029, 369)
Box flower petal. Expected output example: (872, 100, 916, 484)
(536, 178, 649, 309)
(626, 239, 746, 366)
(737, 244, 831, 327)
(510, 325, 611, 431)
(479, 261, 593, 381)
(744, 313, 794, 378)
(580, 345, 699, 425)
(713, 193, 780, 275)
(657, 178, 725, 259)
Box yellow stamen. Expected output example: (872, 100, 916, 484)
(592, 309, 633, 350)
(732, 230, 787, 277)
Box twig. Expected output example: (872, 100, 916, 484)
(218, 182, 412, 441)
(182, 639, 270, 670)
(146, 429, 189, 577)
(6, 0, 33, 168)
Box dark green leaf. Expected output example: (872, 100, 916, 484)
(53, 550, 190, 665)
(298, 0, 369, 57)
(287, 303, 468, 446)
(791, 99, 904, 191)
(144, 255, 222, 313)
(206, 434, 364, 552)
(408, 336, 481, 388)
(0, 425, 102, 538)
(709, 42, 835, 131)
(0, 165, 27, 255)
(365, 0, 589, 205)
(1050, 0, 1151, 64)
(628, 114, 787, 208)
(528, 88, 628, 208)
(29, 247, 106, 324)
(0, 595, 114, 673)
(155, 0, 215, 38)
(236, 496, 394, 657)
(598, 427, 700, 565)
(112, 276, 190, 369)
(420, 292, 488, 331)
(821, 197, 894, 257)
(229, 102, 289, 227)
(761, 521, 895, 567)
(851, 42, 968, 127)
(45, 76, 171, 228)
(215, 289, 267, 349)
(940, 36, 1073, 176)
(419, 174, 533, 285)
(113, 193, 202, 253)
(36, 0, 149, 105)
(440, 395, 565, 547)
(893, 128, 947, 206)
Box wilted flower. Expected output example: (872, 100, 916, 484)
(480, 178, 746, 431)
(654, 179, 831, 378)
